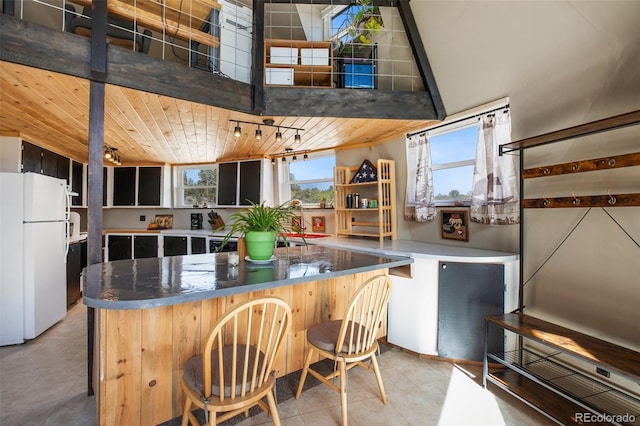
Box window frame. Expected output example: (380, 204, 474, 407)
(174, 164, 218, 208)
(284, 151, 336, 208)
(427, 117, 479, 207)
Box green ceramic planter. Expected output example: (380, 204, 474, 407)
(245, 231, 276, 260)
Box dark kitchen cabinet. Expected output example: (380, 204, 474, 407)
(239, 160, 261, 205)
(163, 236, 187, 256)
(191, 236, 207, 254)
(113, 167, 136, 206)
(107, 235, 132, 261)
(217, 162, 238, 205)
(71, 161, 83, 206)
(21, 141, 42, 173)
(138, 167, 162, 206)
(437, 261, 504, 362)
(66, 241, 82, 308)
(103, 167, 108, 207)
(218, 160, 262, 206)
(42, 148, 69, 182)
(134, 235, 158, 258)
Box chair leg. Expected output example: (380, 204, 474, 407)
(370, 354, 387, 404)
(339, 359, 348, 426)
(266, 388, 282, 426)
(295, 348, 315, 399)
(181, 397, 193, 426)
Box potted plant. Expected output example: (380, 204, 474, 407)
(219, 200, 302, 261)
(336, 0, 384, 51)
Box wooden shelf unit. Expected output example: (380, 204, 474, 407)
(264, 39, 333, 88)
(334, 159, 396, 242)
(484, 314, 640, 426)
(487, 111, 640, 424)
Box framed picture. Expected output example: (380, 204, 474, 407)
(440, 209, 469, 241)
(154, 214, 173, 229)
(311, 216, 326, 232)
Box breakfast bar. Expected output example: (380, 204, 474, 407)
(82, 245, 412, 426)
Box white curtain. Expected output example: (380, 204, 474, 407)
(405, 132, 436, 222)
(470, 111, 520, 224)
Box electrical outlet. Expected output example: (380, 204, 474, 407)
(596, 367, 610, 378)
(139, 215, 146, 222)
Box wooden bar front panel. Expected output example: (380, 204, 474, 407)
(94, 270, 383, 425)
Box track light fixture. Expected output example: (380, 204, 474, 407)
(270, 149, 309, 164)
(229, 119, 304, 143)
(104, 146, 122, 165)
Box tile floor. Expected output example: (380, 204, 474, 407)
(1, 303, 554, 426)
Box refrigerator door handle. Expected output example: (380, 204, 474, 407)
(63, 187, 73, 263)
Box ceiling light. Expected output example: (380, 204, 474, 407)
(275, 128, 282, 142)
(282, 155, 287, 163)
(294, 131, 301, 144)
(104, 147, 112, 160)
(234, 123, 242, 138)
(303, 152, 309, 161)
(292, 154, 297, 162)
(255, 126, 262, 140)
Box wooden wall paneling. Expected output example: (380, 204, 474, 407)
(171, 301, 202, 417)
(102, 309, 142, 425)
(140, 305, 174, 425)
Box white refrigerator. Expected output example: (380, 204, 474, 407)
(0, 172, 69, 346)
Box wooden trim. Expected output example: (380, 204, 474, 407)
(500, 110, 640, 155)
(523, 193, 640, 208)
(523, 152, 640, 178)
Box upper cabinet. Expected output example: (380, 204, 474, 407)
(217, 159, 273, 206)
(109, 165, 170, 208)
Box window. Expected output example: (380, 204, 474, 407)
(429, 118, 479, 205)
(288, 154, 335, 206)
(176, 165, 217, 208)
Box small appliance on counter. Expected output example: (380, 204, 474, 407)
(191, 213, 203, 230)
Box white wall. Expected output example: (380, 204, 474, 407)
(408, 0, 640, 350)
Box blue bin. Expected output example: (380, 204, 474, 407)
(343, 63, 375, 89)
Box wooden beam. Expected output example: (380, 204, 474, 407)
(264, 87, 441, 120)
(71, 0, 220, 48)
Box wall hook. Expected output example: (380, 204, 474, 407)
(540, 167, 550, 175)
(572, 163, 580, 171)
(542, 194, 550, 207)
(608, 189, 617, 205)
(572, 190, 580, 205)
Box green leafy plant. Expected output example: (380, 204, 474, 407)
(344, 0, 384, 46)
(217, 200, 304, 253)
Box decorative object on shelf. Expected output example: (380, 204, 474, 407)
(311, 216, 326, 232)
(230, 118, 304, 143)
(440, 209, 469, 241)
(218, 200, 303, 260)
(350, 159, 378, 183)
(153, 214, 173, 229)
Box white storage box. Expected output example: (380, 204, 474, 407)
(300, 48, 330, 66)
(266, 68, 294, 85)
(269, 47, 298, 65)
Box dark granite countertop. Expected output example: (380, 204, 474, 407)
(82, 245, 412, 310)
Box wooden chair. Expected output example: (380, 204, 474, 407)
(181, 297, 292, 426)
(295, 275, 392, 426)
